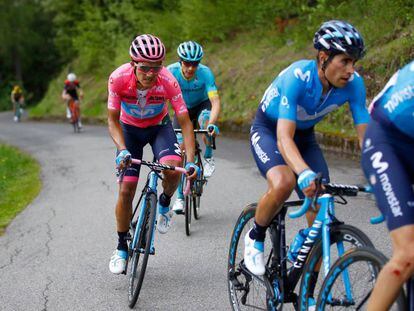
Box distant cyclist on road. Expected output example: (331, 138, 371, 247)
(11, 85, 25, 122)
(167, 41, 221, 213)
(62, 73, 83, 129)
(107, 34, 197, 274)
(244, 20, 369, 292)
(361, 60, 414, 311)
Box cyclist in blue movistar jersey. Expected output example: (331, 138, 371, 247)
(167, 41, 221, 213)
(361, 60, 414, 311)
(244, 20, 369, 285)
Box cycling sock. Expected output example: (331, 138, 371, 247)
(249, 221, 267, 242)
(204, 146, 213, 159)
(159, 192, 172, 214)
(117, 231, 129, 251)
(177, 178, 184, 200)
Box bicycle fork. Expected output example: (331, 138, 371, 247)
(319, 195, 354, 305)
(133, 171, 159, 255)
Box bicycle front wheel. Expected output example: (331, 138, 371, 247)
(185, 193, 192, 236)
(317, 246, 406, 310)
(193, 158, 204, 220)
(299, 224, 374, 311)
(128, 192, 157, 308)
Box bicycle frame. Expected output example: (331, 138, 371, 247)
(264, 193, 352, 304)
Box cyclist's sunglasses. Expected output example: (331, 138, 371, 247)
(181, 60, 200, 67)
(135, 63, 163, 74)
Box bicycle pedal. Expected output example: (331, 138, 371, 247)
(174, 210, 184, 215)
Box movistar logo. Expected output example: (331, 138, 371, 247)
(294, 68, 311, 83)
(370, 151, 388, 174)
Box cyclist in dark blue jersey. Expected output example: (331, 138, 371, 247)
(361, 60, 414, 311)
(244, 20, 369, 283)
(168, 41, 221, 213)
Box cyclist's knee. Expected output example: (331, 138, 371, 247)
(163, 169, 181, 181)
(176, 132, 184, 144)
(119, 185, 136, 203)
(267, 169, 296, 196)
(198, 109, 210, 129)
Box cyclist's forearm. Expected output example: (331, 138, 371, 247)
(108, 111, 126, 150)
(179, 115, 195, 162)
(355, 123, 367, 149)
(208, 96, 221, 125)
(278, 135, 308, 174)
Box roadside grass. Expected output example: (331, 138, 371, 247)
(0, 144, 41, 235)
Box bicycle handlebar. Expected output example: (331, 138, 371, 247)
(118, 158, 192, 196)
(288, 180, 383, 224)
(174, 128, 216, 150)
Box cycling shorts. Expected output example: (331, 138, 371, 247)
(361, 119, 414, 231)
(173, 99, 212, 129)
(119, 120, 182, 183)
(250, 111, 330, 199)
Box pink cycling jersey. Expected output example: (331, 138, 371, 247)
(108, 63, 188, 128)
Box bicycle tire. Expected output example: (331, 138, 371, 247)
(298, 224, 374, 311)
(127, 192, 157, 308)
(316, 246, 406, 310)
(193, 160, 204, 220)
(69, 100, 79, 133)
(185, 191, 192, 236)
(227, 204, 282, 310)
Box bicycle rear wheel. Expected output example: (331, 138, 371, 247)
(299, 224, 374, 311)
(69, 100, 79, 133)
(317, 246, 406, 310)
(127, 192, 157, 308)
(185, 192, 192, 236)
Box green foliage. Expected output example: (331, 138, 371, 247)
(0, 144, 41, 235)
(25, 0, 414, 137)
(0, 0, 61, 110)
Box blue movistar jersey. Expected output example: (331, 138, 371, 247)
(369, 60, 414, 139)
(258, 60, 369, 129)
(167, 62, 218, 109)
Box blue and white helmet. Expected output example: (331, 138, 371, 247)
(177, 41, 204, 62)
(313, 20, 365, 60)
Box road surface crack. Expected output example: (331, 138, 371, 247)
(41, 277, 53, 311)
(0, 247, 22, 270)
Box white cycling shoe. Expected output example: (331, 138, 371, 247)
(244, 230, 265, 276)
(157, 209, 174, 234)
(109, 249, 128, 274)
(172, 198, 184, 214)
(204, 157, 215, 178)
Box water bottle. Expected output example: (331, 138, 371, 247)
(287, 228, 310, 262)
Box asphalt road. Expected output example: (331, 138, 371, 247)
(0, 112, 392, 311)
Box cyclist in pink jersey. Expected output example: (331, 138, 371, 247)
(107, 34, 197, 274)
